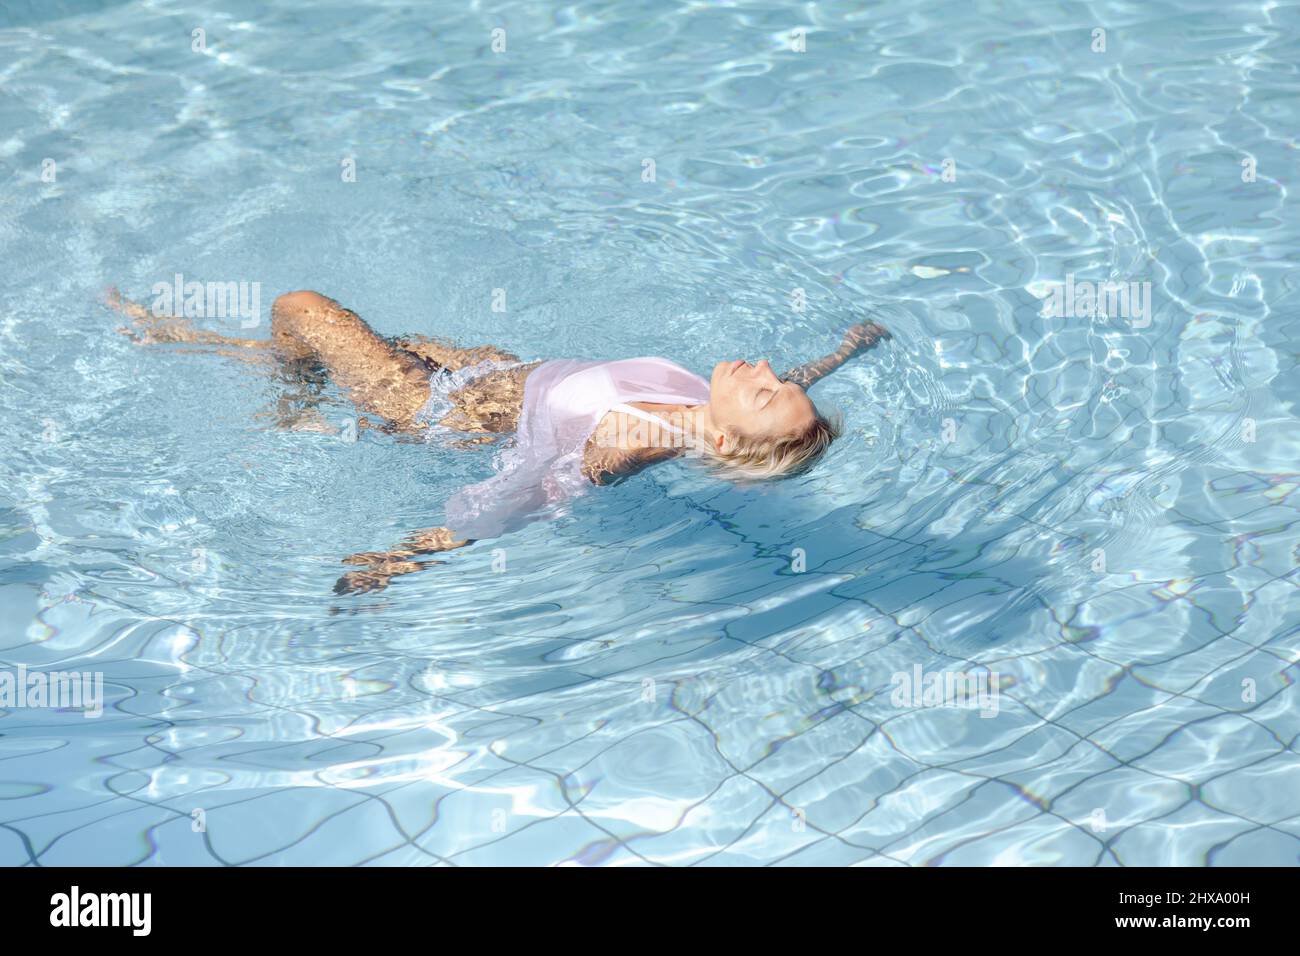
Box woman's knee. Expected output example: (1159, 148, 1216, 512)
(272, 290, 331, 323)
(271, 290, 335, 340)
(270, 291, 331, 354)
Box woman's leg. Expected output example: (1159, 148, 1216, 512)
(268, 291, 433, 430)
(108, 287, 271, 359)
(390, 334, 519, 371)
(113, 287, 519, 433)
(110, 287, 340, 431)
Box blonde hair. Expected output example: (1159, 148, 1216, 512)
(702, 410, 842, 481)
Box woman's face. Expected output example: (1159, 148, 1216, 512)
(708, 359, 817, 446)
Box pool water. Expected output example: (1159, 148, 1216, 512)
(1, 0, 1298, 865)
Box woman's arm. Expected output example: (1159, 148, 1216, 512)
(781, 320, 890, 389)
(582, 443, 682, 486)
(334, 527, 472, 594)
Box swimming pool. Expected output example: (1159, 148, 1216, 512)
(1, 0, 1297, 865)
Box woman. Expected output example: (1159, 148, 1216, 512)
(109, 288, 889, 593)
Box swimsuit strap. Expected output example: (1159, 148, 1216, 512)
(610, 402, 685, 436)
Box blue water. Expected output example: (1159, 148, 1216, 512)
(2, 0, 1298, 866)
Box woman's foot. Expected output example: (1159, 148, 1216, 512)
(106, 286, 267, 348)
(106, 285, 184, 343)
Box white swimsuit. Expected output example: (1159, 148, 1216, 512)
(443, 357, 710, 539)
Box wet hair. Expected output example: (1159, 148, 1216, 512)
(703, 409, 842, 480)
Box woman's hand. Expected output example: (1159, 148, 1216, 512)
(334, 556, 435, 594)
(782, 320, 891, 389)
(334, 567, 397, 595)
(332, 527, 470, 595)
(840, 320, 891, 353)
